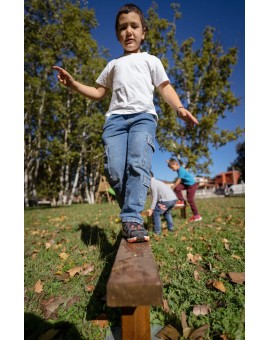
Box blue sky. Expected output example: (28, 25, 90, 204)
(90, 0, 245, 181)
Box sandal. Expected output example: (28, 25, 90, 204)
(122, 222, 150, 243)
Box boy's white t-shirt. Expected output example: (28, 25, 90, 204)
(96, 52, 169, 117)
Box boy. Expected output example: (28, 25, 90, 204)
(53, 4, 199, 242)
(147, 171, 178, 235)
(167, 158, 202, 222)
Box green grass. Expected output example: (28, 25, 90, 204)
(24, 197, 245, 339)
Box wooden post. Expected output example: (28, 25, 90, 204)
(107, 238, 163, 339)
(122, 306, 150, 340)
(95, 176, 112, 204)
(180, 206, 186, 219)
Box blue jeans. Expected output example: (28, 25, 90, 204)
(152, 199, 177, 234)
(102, 113, 157, 225)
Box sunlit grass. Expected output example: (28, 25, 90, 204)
(25, 197, 244, 339)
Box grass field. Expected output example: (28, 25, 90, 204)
(24, 197, 245, 340)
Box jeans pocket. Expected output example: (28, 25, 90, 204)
(140, 175, 151, 206)
(143, 135, 155, 170)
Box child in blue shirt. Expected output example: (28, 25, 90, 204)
(168, 158, 202, 222)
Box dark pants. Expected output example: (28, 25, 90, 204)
(174, 182, 199, 216)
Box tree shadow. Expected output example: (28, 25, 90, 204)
(77, 223, 122, 325)
(24, 312, 83, 340)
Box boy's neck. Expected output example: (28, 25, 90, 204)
(123, 49, 142, 55)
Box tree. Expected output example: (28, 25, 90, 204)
(144, 3, 244, 175)
(24, 0, 110, 206)
(228, 142, 245, 182)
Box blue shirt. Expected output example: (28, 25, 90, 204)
(177, 167, 195, 186)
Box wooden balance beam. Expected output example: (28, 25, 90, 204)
(107, 238, 163, 340)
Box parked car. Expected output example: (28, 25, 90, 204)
(225, 184, 245, 197)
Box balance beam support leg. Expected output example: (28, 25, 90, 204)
(121, 306, 150, 340)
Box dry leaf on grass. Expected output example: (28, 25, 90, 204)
(59, 252, 69, 260)
(55, 273, 70, 283)
(41, 296, 64, 319)
(193, 304, 211, 316)
(206, 279, 226, 292)
(155, 324, 180, 340)
(189, 324, 209, 340)
(162, 299, 170, 313)
(194, 270, 200, 281)
(81, 264, 95, 275)
(231, 254, 241, 260)
(67, 266, 82, 277)
(187, 253, 202, 264)
(85, 284, 95, 293)
(181, 311, 192, 339)
(34, 279, 43, 294)
(227, 272, 245, 284)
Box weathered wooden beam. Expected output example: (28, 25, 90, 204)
(107, 238, 163, 307)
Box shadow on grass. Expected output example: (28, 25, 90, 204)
(24, 312, 83, 340)
(78, 224, 122, 325)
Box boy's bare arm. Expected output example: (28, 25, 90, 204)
(158, 82, 199, 126)
(53, 66, 108, 100)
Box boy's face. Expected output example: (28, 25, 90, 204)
(117, 12, 145, 53)
(169, 163, 179, 171)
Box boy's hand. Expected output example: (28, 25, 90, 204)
(53, 66, 75, 88)
(177, 107, 199, 127)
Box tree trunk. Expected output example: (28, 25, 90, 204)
(68, 154, 82, 205)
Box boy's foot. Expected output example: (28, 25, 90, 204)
(122, 222, 150, 243)
(189, 215, 202, 222)
(175, 200, 185, 207)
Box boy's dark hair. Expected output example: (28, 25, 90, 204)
(167, 158, 178, 167)
(115, 3, 148, 37)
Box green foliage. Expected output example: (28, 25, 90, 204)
(144, 4, 244, 174)
(24, 0, 110, 204)
(24, 197, 245, 339)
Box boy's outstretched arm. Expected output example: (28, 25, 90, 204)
(53, 66, 108, 100)
(158, 82, 199, 126)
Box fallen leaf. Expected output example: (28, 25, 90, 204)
(187, 253, 202, 264)
(59, 252, 69, 260)
(194, 270, 200, 281)
(41, 296, 64, 319)
(162, 299, 170, 313)
(155, 324, 180, 340)
(85, 284, 95, 293)
(227, 272, 245, 284)
(81, 264, 95, 275)
(213, 280, 226, 292)
(190, 324, 209, 340)
(65, 296, 80, 310)
(67, 266, 82, 277)
(34, 279, 43, 294)
(231, 254, 241, 260)
(45, 242, 52, 249)
(55, 273, 70, 282)
(224, 243, 230, 250)
(193, 304, 211, 316)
